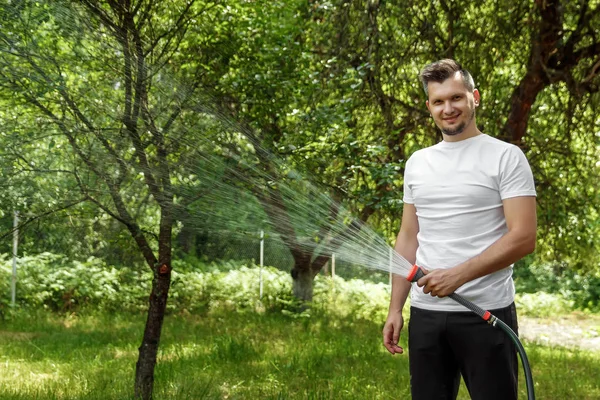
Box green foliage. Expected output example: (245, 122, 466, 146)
(5, 253, 600, 320)
(515, 292, 574, 318)
(169, 265, 296, 314)
(1, 0, 599, 282)
(0, 253, 391, 318)
(0, 253, 147, 312)
(514, 260, 600, 312)
(314, 276, 390, 322)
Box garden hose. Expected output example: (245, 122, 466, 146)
(406, 265, 535, 400)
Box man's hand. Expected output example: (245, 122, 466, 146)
(417, 267, 464, 298)
(382, 311, 404, 355)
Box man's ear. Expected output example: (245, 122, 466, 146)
(473, 89, 480, 106)
(426, 100, 431, 112)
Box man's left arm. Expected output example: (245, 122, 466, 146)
(418, 196, 537, 297)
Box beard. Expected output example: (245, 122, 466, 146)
(441, 107, 475, 136)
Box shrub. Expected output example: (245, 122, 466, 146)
(514, 260, 600, 311)
(0, 252, 147, 312)
(4, 253, 597, 320)
(0, 253, 389, 320)
(515, 292, 574, 317)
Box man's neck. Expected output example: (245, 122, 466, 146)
(442, 124, 482, 143)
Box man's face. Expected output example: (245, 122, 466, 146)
(425, 72, 480, 136)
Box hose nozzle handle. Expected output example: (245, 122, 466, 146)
(405, 265, 492, 322)
(406, 265, 425, 282)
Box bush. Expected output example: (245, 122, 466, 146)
(515, 292, 574, 317)
(0, 252, 148, 312)
(168, 265, 297, 313)
(313, 276, 390, 322)
(0, 253, 390, 321)
(514, 260, 600, 311)
(4, 253, 597, 319)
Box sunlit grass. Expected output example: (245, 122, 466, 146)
(0, 309, 598, 399)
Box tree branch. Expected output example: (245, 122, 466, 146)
(0, 198, 87, 241)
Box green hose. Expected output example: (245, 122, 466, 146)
(492, 316, 535, 400)
(407, 265, 536, 400)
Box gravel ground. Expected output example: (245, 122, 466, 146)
(519, 314, 600, 351)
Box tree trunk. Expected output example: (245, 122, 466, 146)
(504, 69, 546, 145)
(134, 262, 172, 399)
(134, 202, 174, 399)
(291, 264, 318, 302)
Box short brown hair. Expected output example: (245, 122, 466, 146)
(419, 59, 475, 95)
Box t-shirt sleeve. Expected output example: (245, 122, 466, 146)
(499, 146, 537, 199)
(402, 157, 415, 204)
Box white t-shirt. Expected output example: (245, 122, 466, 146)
(403, 134, 536, 311)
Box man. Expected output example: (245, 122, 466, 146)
(382, 59, 537, 400)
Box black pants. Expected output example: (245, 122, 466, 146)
(408, 303, 519, 400)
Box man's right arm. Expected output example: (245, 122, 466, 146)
(382, 202, 419, 355)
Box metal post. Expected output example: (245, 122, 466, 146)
(11, 211, 19, 306)
(331, 253, 335, 278)
(259, 230, 264, 299)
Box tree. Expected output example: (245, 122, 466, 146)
(502, 0, 600, 268)
(0, 0, 222, 397)
(175, 0, 600, 297)
(504, 0, 600, 144)
(313, 0, 600, 272)
(178, 0, 387, 301)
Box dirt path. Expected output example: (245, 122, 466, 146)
(519, 313, 600, 352)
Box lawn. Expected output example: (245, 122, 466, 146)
(0, 309, 599, 399)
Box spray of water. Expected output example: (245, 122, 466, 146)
(0, 1, 414, 280)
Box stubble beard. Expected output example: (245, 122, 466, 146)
(441, 107, 475, 136)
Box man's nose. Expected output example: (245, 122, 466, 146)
(443, 101, 454, 114)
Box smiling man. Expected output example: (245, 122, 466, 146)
(427, 70, 479, 137)
(382, 59, 537, 400)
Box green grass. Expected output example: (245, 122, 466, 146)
(0, 310, 599, 399)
